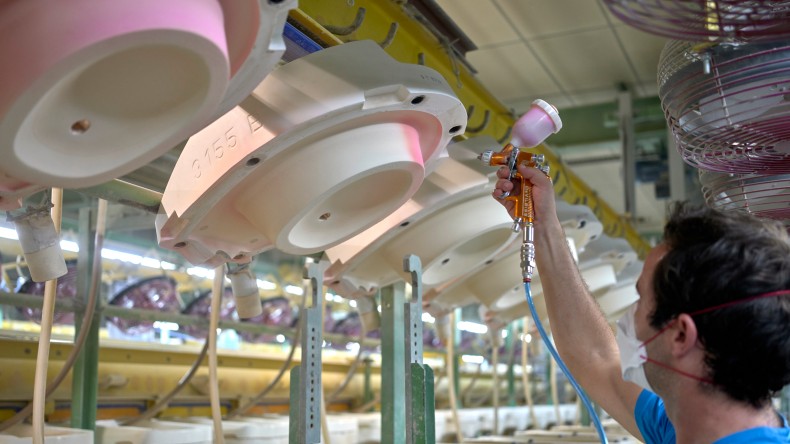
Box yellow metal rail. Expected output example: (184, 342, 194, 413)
(292, 0, 651, 258)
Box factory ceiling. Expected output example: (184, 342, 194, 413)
(433, 0, 682, 235)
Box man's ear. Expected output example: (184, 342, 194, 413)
(669, 313, 698, 357)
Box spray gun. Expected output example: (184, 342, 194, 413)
(477, 99, 562, 282)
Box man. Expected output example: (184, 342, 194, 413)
(494, 164, 790, 443)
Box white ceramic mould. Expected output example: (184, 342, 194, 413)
(95, 419, 212, 444)
(323, 136, 516, 298)
(0, 424, 94, 444)
(156, 40, 467, 266)
(555, 201, 604, 257)
(597, 260, 643, 322)
(0, 0, 295, 210)
(469, 220, 624, 327)
(578, 234, 638, 285)
(426, 200, 604, 316)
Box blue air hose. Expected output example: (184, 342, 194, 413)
(524, 282, 608, 443)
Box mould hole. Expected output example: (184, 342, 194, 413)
(70, 119, 91, 135)
(578, 219, 586, 229)
(485, 259, 493, 265)
(411, 95, 425, 105)
(400, 221, 410, 227)
(449, 125, 462, 134)
(319, 212, 331, 221)
(246, 157, 260, 167)
(441, 258, 450, 265)
(174, 242, 187, 248)
(332, 280, 340, 285)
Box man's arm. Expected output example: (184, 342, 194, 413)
(495, 165, 644, 439)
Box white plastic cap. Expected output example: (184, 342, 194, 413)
(531, 99, 563, 132)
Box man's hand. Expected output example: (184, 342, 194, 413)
(493, 163, 557, 222)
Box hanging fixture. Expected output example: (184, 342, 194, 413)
(699, 169, 790, 222)
(658, 39, 790, 174)
(603, 0, 790, 42)
(324, 137, 516, 298)
(157, 39, 466, 266)
(0, 0, 295, 209)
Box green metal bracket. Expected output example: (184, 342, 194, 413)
(288, 261, 326, 444)
(288, 366, 300, 440)
(410, 363, 436, 444)
(70, 207, 100, 430)
(380, 281, 406, 444)
(403, 255, 435, 444)
(452, 307, 462, 408)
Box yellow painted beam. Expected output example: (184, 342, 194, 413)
(291, 1, 651, 258)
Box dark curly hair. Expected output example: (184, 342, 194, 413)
(650, 202, 790, 408)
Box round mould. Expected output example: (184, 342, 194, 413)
(0, 0, 230, 188)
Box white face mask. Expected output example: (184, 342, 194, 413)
(615, 304, 654, 392)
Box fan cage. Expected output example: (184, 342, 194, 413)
(107, 276, 183, 335)
(237, 296, 295, 344)
(16, 262, 78, 325)
(604, 0, 790, 42)
(699, 169, 790, 222)
(659, 39, 790, 174)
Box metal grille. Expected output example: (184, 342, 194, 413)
(603, 0, 790, 42)
(700, 169, 790, 221)
(659, 39, 790, 174)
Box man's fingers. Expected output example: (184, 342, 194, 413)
(518, 164, 552, 186)
(496, 166, 510, 179)
(495, 178, 513, 192)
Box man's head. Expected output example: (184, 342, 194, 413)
(645, 202, 790, 407)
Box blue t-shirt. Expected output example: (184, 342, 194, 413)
(635, 390, 790, 443)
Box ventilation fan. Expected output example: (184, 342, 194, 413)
(157, 40, 465, 266)
(107, 276, 183, 336)
(16, 261, 78, 325)
(181, 287, 237, 339)
(603, 0, 790, 42)
(658, 39, 790, 174)
(0, 0, 295, 209)
(699, 168, 790, 221)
